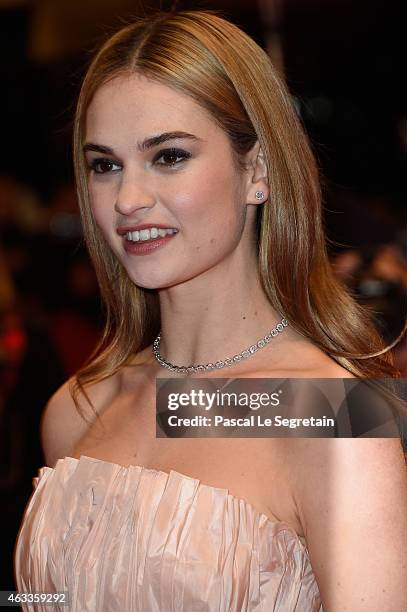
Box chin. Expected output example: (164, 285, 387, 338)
(128, 271, 178, 291)
(126, 259, 218, 290)
(131, 272, 201, 292)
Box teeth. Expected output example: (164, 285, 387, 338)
(139, 229, 150, 240)
(126, 227, 178, 242)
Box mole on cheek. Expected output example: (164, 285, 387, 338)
(210, 238, 215, 244)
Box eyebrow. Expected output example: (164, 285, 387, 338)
(83, 131, 203, 155)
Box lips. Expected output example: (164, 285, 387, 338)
(123, 229, 178, 256)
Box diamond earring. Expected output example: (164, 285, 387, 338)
(255, 191, 265, 200)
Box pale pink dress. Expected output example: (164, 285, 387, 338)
(14, 455, 323, 611)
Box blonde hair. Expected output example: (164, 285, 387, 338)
(71, 9, 398, 420)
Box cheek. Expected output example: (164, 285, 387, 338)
(88, 183, 113, 231)
(88, 192, 123, 258)
(174, 163, 242, 225)
(178, 194, 244, 258)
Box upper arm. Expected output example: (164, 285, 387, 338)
(40, 374, 119, 468)
(291, 437, 407, 611)
(40, 378, 90, 468)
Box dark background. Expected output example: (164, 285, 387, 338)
(1, 0, 406, 595)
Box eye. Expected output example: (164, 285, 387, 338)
(153, 148, 191, 167)
(88, 158, 121, 174)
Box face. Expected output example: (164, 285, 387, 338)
(84, 73, 259, 289)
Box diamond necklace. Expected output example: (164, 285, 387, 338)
(152, 317, 289, 374)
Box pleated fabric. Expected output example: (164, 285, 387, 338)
(14, 455, 323, 611)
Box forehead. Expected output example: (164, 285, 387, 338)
(85, 73, 220, 141)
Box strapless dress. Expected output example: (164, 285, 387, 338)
(14, 455, 323, 611)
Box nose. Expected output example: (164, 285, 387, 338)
(114, 174, 156, 216)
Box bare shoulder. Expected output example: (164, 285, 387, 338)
(287, 437, 407, 608)
(290, 339, 357, 378)
(40, 371, 122, 468)
(257, 328, 357, 378)
(288, 437, 406, 506)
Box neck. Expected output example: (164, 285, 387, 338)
(155, 265, 283, 369)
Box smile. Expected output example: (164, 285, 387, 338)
(126, 228, 179, 242)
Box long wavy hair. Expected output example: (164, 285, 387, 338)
(71, 9, 399, 421)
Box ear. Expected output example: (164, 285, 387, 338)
(243, 140, 270, 205)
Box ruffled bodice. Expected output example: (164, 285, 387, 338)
(14, 455, 322, 611)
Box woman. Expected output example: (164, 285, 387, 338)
(14, 9, 407, 611)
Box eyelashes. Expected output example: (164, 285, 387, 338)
(87, 147, 192, 174)
(88, 159, 121, 174)
(154, 147, 192, 167)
